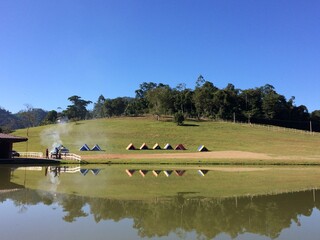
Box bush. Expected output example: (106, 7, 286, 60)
(173, 112, 185, 126)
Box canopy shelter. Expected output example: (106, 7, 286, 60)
(0, 133, 28, 159)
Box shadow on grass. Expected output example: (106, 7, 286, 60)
(181, 123, 199, 127)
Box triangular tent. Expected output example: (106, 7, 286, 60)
(126, 143, 136, 150)
(152, 170, 162, 177)
(140, 143, 149, 150)
(139, 170, 149, 177)
(174, 144, 186, 150)
(174, 170, 186, 176)
(198, 145, 208, 152)
(80, 169, 89, 176)
(91, 169, 101, 175)
(80, 144, 90, 151)
(163, 170, 173, 177)
(153, 143, 161, 150)
(91, 144, 102, 151)
(126, 169, 136, 177)
(164, 143, 173, 150)
(198, 169, 209, 176)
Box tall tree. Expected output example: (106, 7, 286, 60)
(64, 96, 92, 120)
(193, 81, 218, 118)
(92, 95, 107, 118)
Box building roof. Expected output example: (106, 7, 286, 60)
(0, 133, 28, 142)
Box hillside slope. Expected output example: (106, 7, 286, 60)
(12, 117, 320, 163)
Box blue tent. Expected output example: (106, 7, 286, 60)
(80, 144, 90, 151)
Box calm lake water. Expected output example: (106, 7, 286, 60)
(1, 165, 320, 240)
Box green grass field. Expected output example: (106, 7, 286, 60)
(12, 117, 320, 164)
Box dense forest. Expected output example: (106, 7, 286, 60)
(1, 76, 320, 132)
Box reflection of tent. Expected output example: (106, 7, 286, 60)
(139, 170, 149, 177)
(174, 170, 186, 176)
(174, 144, 186, 150)
(80, 169, 89, 176)
(126, 143, 136, 150)
(91, 144, 102, 151)
(164, 143, 173, 150)
(198, 169, 209, 176)
(153, 143, 161, 150)
(140, 143, 149, 150)
(80, 144, 90, 151)
(126, 169, 136, 177)
(152, 170, 162, 177)
(91, 169, 101, 175)
(163, 170, 173, 177)
(198, 145, 209, 152)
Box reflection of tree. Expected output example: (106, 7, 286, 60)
(1, 189, 319, 239)
(59, 195, 88, 222)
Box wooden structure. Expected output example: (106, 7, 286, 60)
(0, 133, 27, 159)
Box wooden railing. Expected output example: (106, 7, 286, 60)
(18, 152, 82, 162)
(19, 152, 43, 158)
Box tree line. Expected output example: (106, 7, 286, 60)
(1, 75, 320, 132)
(89, 75, 320, 131)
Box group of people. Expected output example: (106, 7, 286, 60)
(45, 147, 62, 159)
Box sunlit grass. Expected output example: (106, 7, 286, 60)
(12, 117, 320, 164)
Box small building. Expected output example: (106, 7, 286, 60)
(0, 133, 28, 159)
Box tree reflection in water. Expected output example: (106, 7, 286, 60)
(0, 187, 318, 238)
(0, 166, 319, 239)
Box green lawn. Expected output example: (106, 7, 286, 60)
(12, 117, 320, 164)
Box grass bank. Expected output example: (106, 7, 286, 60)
(12, 117, 320, 165)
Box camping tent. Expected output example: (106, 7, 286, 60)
(152, 143, 161, 150)
(174, 170, 186, 176)
(140, 143, 149, 150)
(80, 144, 90, 151)
(80, 169, 89, 176)
(198, 145, 209, 152)
(164, 143, 173, 150)
(198, 169, 209, 176)
(126, 169, 135, 177)
(91, 144, 102, 151)
(126, 143, 136, 150)
(139, 170, 148, 177)
(174, 144, 186, 150)
(163, 170, 173, 177)
(152, 170, 162, 177)
(91, 169, 101, 175)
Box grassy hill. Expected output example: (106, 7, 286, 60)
(11, 117, 320, 164)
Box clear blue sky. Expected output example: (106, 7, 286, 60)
(1, 0, 319, 113)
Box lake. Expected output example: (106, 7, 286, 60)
(1, 164, 320, 240)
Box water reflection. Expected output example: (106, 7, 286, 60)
(0, 166, 320, 239)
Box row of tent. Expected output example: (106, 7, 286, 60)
(126, 143, 209, 152)
(80, 144, 102, 151)
(125, 169, 209, 177)
(126, 143, 186, 150)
